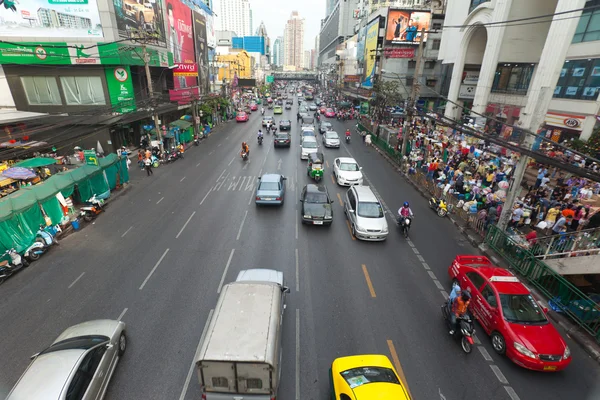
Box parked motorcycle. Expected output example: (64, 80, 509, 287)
(80, 194, 105, 223)
(24, 225, 60, 261)
(258, 135, 263, 145)
(194, 136, 199, 146)
(441, 304, 475, 354)
(397, 215, 412, 238)
(0, 248, 29, 283)
(429, 196, 448, 217)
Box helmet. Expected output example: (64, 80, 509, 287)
(403, 202, 409, 207)
(242, 142, 247, 146)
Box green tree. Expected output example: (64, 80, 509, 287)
(584, 124, 600, 159)
(371, 80, 403, 121)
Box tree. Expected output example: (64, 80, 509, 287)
(584, 125, 600, 159)
(371, 80, 403, 121)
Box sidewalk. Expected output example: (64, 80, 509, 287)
(370, 143, 600, 366)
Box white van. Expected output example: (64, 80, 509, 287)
(300, 136, 319, 160)
(196, 269, 289, 400)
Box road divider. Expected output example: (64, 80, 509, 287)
(336, 193, 343, 206)
(387, 339, 413, 399)
(176, 211, 196, 239)
(361, 264, 376, 298)
(217, 249, 235, 293)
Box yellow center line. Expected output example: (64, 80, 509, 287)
(336, 192, 343, 206)
(330, 174, 335, 184)
(387, 340, 414, 400)
(361, 264, 376, 298)
(345, 220, 356, 240)
(326, 160, 330, 168)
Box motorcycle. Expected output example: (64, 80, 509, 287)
(397, 215, 412, 238)
(429, 196, 448, 217)
(80, 194, 105, 223)
(24, 225, 60, 261)
(261, 109, 265, 115)
(0, 249, 29, 284)
(241, 151, 248, 161)
(194, 136, 199, 146)
(345, 135, 351, 143)
(258, 135, 263, 145)
(441, 304, 475, 354)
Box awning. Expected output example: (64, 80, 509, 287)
(169, 120, 193, 129)
(0, 177, 15, 187)
(14, 157, 57, 168)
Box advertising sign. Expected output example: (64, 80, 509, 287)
(98, 43, 172, 66)
(385, 9, 431, 45)
(193, 11, 210, 94)
(0, 0, 103, 38)
(174, 63, 198, 76)
(356, 25, 366, 63)
(545, 112, 585, 131)
(344, 75, 361, 82)
(169, 86, 199, 104)
(266, 75, 274, 83)
(105, 66, 137, 114)
(384, 48, 415, 58)
(112, 0, 166, 43)
(363, 19, 379, 88)
(166, 0, 195, 89)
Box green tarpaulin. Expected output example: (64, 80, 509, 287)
(169, 120, 193, 129)
(13, 157, 57, 168)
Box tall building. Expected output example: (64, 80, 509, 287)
(254, 21, 270, 58)
(314, 35, 320, 66)
(272, 36, 284, 66)
(318, 0, 360, 65)
(303, 50, 312, 70)
(213, 0, 251, 36)
(283, 11, 304, 69)
(325, 0, 337, 17)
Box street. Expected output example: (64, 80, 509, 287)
(1, 103, 599, 400)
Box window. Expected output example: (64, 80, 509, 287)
(480, 284, 497, 308)
(465, 271, 485, 289)
(432, 22, 442, 30)
(572, 1, 600, 43)
(425, 61, 435, 69)
(491, 63, 535, 94)
(554, 58, 600, 100)
(426, 79, 437, 87)
(357, 201, 384, 218)
(66, 346, 106, 400)
(212, 377, 229, 388)
(408, 60, 416, 69)
(499, 294, 548, 324)
(406, 77, 414, 86)
(246, 378, 263, 389)
(431, 39, 441, 50)
(469, 0, 490, 13)
(21, 76, 61, 105)
(60, 76, 106, 105)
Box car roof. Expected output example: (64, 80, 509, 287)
(352, 185, 378, 202)
(332, 354, 395, 373)
(303, 136, 317, 142)
(470, 266, 530, 295)
(337, 157, 357, 164)
(260, 173, 282, 182)
(305, 183, 328, 194)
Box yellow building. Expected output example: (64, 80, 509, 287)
(216, 50, 252, 82)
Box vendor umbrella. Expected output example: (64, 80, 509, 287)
(13, 157, 57, 168)
(1, 166, 36, 180)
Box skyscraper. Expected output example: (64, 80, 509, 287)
(283, 11, 304, 69)
(213, 0, 251, 36)
(272, 36, 284, 66)
(325, 0, 337, 17)
(303, 50, 312, 70)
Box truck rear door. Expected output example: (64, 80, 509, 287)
(201, 361, 236, 394)
(236, 362, 272, 396)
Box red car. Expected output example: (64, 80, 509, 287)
(267, 98, 273, 103)
(250, 103, 258, 111)
(324, 108, 336, 118)
(319, 106, 327, 114)
(448, 255, 571, 371)
(236, 112, 249, 122)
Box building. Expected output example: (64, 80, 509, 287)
(438, 0, 600, 142)
(213, 0, 251, 36)
(254, 21, 270, 59)
(37, 8, 92, 29)
(317, 0, 360, 67)
(232, 36, 266, 55)
(272, 36, 284, 66)
(283, 11, 305, 69)
(215, 50, 252, 82)
(303, 50, 312, 70)
(326, 0, 337, 17)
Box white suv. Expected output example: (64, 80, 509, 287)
(344, 186, 388, 241)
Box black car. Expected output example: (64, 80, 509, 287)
(274, 132, 291, 147)
(279, 120, 291, 131)
(300, 184, 334, 225)
(286, 99, 293, 105)
(319, 121, 333, 134)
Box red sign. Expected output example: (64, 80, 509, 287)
(384, 48, 416, 59)
(174, 63, 198, 76)
(344, 75, 361, 82)
(169, 87, 199, 104)
(166, 0, 196, 89)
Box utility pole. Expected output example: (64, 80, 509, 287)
(400, 28, 426, 162)
(142, 44, 164, 154)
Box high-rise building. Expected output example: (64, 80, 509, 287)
(325, 0, 337, 17)
(303, 50, 312, 70)
(213, 0, 251, 36)
(254, 21, 270, 58)
(283, 11, 304, 69)
(272, 36, 284, 66)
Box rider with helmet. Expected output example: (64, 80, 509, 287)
(345, 129, 351, 139)
(241, 141, 249, 156)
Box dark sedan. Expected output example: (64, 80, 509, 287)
(319, 121, 333, 134)
(300, 184, 334, 225)
(279, 119, 292, 130)
(274, 132, 291, 147)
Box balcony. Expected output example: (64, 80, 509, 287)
(469, 0, 491, 13)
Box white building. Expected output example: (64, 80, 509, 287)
(272, 36, 284, 66)
(303, 50, 312, 70)
(438, 0, 600, 142)
(317, 0, 361, 66)
(213, 0, 251, 36)
(284, 11, 305, 69)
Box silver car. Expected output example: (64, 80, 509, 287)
(344, 185, 389, 241)
(323, 131, 340, 148)
(256, 173, 287, 205)
(7, 319, 127, 400)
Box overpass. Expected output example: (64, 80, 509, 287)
(271, 71, 318, 81)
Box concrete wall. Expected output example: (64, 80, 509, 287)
(464, 26, 487, 65)
(546, 254, 600, 275)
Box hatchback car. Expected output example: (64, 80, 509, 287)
(325, 108, 336, 118)
(250, 103, 258, 111)
(300, 184, 333, 225)
(279, 120, 292, 131)
(344, 186, 388, 241)
(274, 105, 283, 114)
(300, 136, 319, 160)
(236, 112, 249, 122)
(334, 157, 364, 186)
(274, 132, 291, 148)
(323, 131, 340, 148)
(448, 257, 571, 371)
(7, 320, 126, 400)
(262, 116, 274, 126)
(319, 121, 333, 134)
(256, 174, 287, 205)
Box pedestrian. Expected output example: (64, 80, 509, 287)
(144, 157, 153, 176)
(510, 204, 524, 228)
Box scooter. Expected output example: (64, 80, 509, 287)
(194, 136, 199, 146)
(0, 249, 29, 284)
(429, 196, 448, 217)
(80, 194, 104, 223)
(441, 304, 475, 354)
(346, 135, 351, 143)
(258, 135, 263, 145)
(397, 215, 412, 238)
(24, 225, 60, 261)
(241, 151, 248, 161)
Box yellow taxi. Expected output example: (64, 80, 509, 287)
(329, 354, 411, 400)
(273, 105, 283, 114)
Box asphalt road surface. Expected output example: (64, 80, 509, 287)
(1, 99, 600, 400)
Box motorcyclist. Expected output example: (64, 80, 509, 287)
(449, 291, 471, 335)
(241, 142, 250, 156)
(345, 129, 351, 139)
(261, 107, 265, 115)
(257, 130, 263, 142)
(398, 202, 414, 223)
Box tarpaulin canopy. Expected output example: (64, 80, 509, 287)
(99, 153, 119, 168)
(0, 188, 39, 221)
(13, 157, 57, 168)
(169, 120, 193, 129)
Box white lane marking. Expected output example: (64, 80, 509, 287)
(439, 388, 447, 400)
(295, 215, 298, 239)
(121, 226, 133, 238)
(200, 189, 212, 205)
(490, 365, 509, 384)
(180, 176, 186, 182)
(416, 254, 424, 262)
(217, 249, 235, 293)
(433, 280, 444, 290)
(139, 248, 170, 290)
(478, 346, 493, 362)
(412, 247, 420, 255)
(440, 290, 449, 300)
(259, 168, 263, 176)
(505, 386, 521, 400)
(228, 157, 235, 166)
(117, 308, 128, 321)
(176, 211, 196, 239)
(209, 150, 214, 155)
(178, 309, 214, 400)
(295, 249, 299, 292)
(68, 272, 85, 289)
(217, 169, 226, 181)
(196, 162, 201, 167)
(218, 143, 222, 147)
(236, 210, 248, 240)
(156, 196, 164, 204)
(427, 271, 438, 280)
(296, 308, 300, 400)
(422, 262, 431, 270)
(248, 191, 254, 205)
(407, 240, 415, 247)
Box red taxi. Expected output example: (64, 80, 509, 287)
(448, 255, 571, 371)
(324, 108, 336, 118)
(250, 103, 258, 111)
(236, 112, 249, 122)
(320, 106, 327, 114)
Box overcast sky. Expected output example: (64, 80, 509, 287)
(249, 0, 325, 50)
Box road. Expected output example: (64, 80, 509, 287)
(1, 98, 599, 400)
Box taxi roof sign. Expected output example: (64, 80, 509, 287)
(490, 276, 519, 283)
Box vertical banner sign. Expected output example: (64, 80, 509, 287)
(105, 66, 136, 114)
(166, 0, 195, 89)
(112, 0, 166, 43)
(193, 11, 210, 94)
(363, 19, 379, 88)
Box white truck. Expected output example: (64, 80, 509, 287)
(196, 269, 290, 400)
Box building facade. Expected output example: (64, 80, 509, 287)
(317, 0, 360, 67)
(272, 37, 284, 66)
(213, 0, 251, 36)
(232, 36, 266, 55)
(284, 11, 305, 69)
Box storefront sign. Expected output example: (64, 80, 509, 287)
(459, 84, 476, 99)
(174, 63, 198, 76)
(463, 71, 480, 85)
(105, 66, 136, 114)
(344, 75, 361, 82)
(545, 111, 585, 131)
(169, 86, 199, 104)
(384, 48, 415, 58)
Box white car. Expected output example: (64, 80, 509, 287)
(333, 157, 363, 186)
(262, 116, 274, 126)
(323, 131, 340, 148)
(300, 136, 319, 160)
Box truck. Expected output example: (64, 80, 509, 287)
(196, 269, 290, 400)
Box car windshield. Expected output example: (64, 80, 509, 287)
(281, 120, 290, 125)
(340, 162, 359, 171)
(41, 335, 110, 355)
(341, 366, 400, 389)
(358, 202, 384, 218)
(303, 131, 315, 136)
(259, 181, 280, 191)
(499, 294, 548, 324)
(326, 109, 333, 113)
(326, 132, 339, 139)
(303, 141, 318, 148)
(305, 192, 329, 203)
(264, 117, 273, 120)
(322, 123, 332, 128)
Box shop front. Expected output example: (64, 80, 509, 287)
(484, 103, 521, 138)
(540, 111, 586, 143)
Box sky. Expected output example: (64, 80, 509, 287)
(249, 0, 325, 50)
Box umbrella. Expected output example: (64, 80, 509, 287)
(13, 157, 57, 168)
(1, 167, 36, 180)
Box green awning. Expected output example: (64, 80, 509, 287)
(99, 153, 119, 168)
(169, 120, 192, 129)
(13, 157, 57, 168)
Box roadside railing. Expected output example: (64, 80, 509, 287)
(532, 228, 600, 260)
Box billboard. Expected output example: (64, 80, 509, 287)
(363, 19, 379, 88)
(166, 0, 196, 89)
(385, 10, 431, 45)
(356, 25, 366, 63)
(193, 11, 209, 94)
(0, 0, 103, 38)
(113, 0, 166, 44)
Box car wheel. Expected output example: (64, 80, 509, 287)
(118, 332, 127, 356)
(491, 332, 506, 355)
